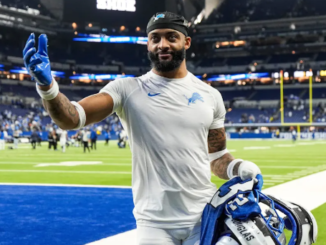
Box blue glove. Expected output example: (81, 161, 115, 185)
(23, 33, 53, 86)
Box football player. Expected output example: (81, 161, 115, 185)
(23, 12, 261, 245)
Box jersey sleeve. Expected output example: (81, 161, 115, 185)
(99, 78, 129, 114)
(209, 89, 226, 129)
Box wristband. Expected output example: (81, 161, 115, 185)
(71, 101, 86, 130)
(36, 79, 59, 100)
(209, 149, 229, 162)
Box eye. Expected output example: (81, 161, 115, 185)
(151, 36, 159, 42)
(169, 35, 177, 41)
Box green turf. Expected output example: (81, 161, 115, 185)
(0, 139, 325, 242)
(312, 202, 326, 244)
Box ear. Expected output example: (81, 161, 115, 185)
(185, 36, 191, 50)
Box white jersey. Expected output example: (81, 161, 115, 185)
(100, 71, 226, 228)
(82, 131, 90, 142)
(60, 130, 67, 143)
(13, 130, 21, 138)
(119, 130, 127, 140)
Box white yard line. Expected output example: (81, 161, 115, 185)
(19, 156, 132, 160)
(262, 179, 285, 183)
(259, 166, 311, 169)
(254, 160, 313, 162)
(297, 142, 316, 145)
(251, 157, 326, 160)
(0, 162, 132, 166)
(273, 144, 296, 147)
(0, 170, 132, 174)
(263, 174, 293, 178)
(269, 176, 295, 180)
(244, 146, 271, 150)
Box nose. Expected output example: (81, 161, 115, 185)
(158, 37, 169, 51)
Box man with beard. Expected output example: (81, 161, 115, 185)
(23, 11, 261, 245)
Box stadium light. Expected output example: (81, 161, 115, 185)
(234, 26, 241, 34)
(73, 34, 148, 44)
(10, 68, 65, 78)
(69, 74, 135, 80)
(207, 73, 270, 82)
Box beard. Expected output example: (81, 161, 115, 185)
(147, 47, 186, 72)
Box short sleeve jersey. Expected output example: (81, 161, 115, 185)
(100, 71, 226, 228)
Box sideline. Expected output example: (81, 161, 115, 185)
(85, 170, 326, 245)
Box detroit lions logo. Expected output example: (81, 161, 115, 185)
(184, 92, 204, 105)
(154, 14, 165, 22)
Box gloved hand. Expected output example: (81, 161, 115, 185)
(238, 160, 261, 182)
(23, 33, 53, 86)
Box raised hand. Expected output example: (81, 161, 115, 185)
(23, 33, 53, 86)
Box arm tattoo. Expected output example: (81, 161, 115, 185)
(210, 153, 234, 179)
(207, 128, 226, 153)
(208, 128, 242, 179)
(43, 93, 79, 129)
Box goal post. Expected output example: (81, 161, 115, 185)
(279, 70, 314, 139)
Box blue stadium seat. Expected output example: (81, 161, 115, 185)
(219, 90, 254, 101)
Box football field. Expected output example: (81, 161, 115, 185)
(0, 139, 325, 244)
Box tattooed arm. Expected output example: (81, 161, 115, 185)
(208, 128, 242, 180)
(40, 84, 114, 130)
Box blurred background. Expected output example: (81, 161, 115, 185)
(0, 1, 326, 245)
(0, 0, 326, 140)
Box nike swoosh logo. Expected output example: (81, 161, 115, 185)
(148, 93, 161, 97)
